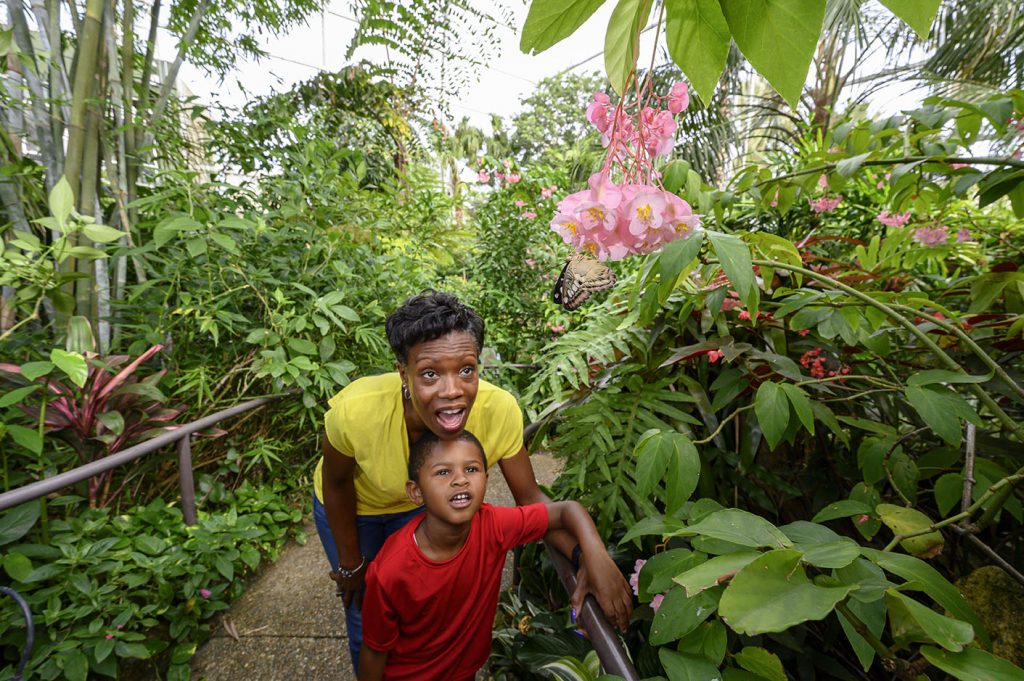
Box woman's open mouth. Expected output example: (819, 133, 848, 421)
(436, 407, 466, 432)
(449, 492, 472, 509)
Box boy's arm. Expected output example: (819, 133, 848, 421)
(545, 501, 633, 631)
(358, 647, 387, 681)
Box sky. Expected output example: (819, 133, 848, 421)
(160, 1, 659, 131)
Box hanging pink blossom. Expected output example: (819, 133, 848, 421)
(199, 588, 212, 599)
(912, 225, 950, 246)
(810, 195, 842, 213)
(521, 211, 537, 219)
(541, 185, 557, 199)
(507, 173, 521, 184)
(650, 593, 665, 612)
(956, 228, 972, 242)
(629, 559, 646, 596)
(514, 199, 526, 207)
(877, 211, 911, 227)
(817, 174, 829, 189)
(477, 171, 490, 183)
(667, 82, 689, 114)
(707, 349, 724, 362)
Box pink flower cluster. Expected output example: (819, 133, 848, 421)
(476, 159, 520, 185)
(541, 185, 558, 199)
(551, 171, 700, 261)
(629, 559, 665, 613)
(877, 211, 911, 227)
(587, 91, 681, 160)
(912, 225, 950, 246)
(810, 195, 842, 213)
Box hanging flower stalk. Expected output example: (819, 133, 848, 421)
(550, 72, 700, 261)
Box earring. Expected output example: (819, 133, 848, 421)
(402, 383, 411, 400)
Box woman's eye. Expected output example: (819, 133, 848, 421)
(422, 370, 437, 379)
(460, 366, 475, 377)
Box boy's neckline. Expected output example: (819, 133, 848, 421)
(412, 511, 478, 563)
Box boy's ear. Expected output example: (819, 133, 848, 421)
(406, 480, 424, 506)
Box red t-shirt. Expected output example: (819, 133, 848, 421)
(362, 503, 549, 680)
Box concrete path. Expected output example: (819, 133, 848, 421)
(190, 453, 561, 680)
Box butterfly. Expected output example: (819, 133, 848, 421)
(552, 253, 616, 310)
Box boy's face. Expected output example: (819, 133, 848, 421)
(406, 439, 487, 526)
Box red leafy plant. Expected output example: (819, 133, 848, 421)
(0, 344, 187, 508)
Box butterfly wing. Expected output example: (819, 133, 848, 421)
(555, 254, 616, 310)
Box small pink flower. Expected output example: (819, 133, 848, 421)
(116, 625, 124, 630)
(541, 186, 556, 199)
(550, 324, 565, 333)
(912, 225, 950, 246)
(817, 174, 829, 189)
(738, 310, 751, 321)
(507, 173, 521, 184)
(707, 350, 724, 363)
(810, 195, 842, 213)
(798, 329, 810, 337)
(720, 296, 743, 312)
(956, 228, 972, 242)
(650, 593, 665, 612)
(106, 634, 114, 640)
(521, 211, 536, 219)
(525, 258, 536, 268)
(629, 559, 646, 596)
(514, 199, 526, 207)
(667, 82, 689, 114)
(877, 211, 911, 227)
(502, 159, 511, 169)
(199, 588, 212, 599)
(477, 171, 490, 183)
(856, 514, 870, 525)
(495, 171, 506, 182)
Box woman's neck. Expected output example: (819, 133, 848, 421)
(414, 514, 472, 562)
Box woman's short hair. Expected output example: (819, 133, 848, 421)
(385, 290, 485, 364)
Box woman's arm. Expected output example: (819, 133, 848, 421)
(499, 450, 633, 630)
(322, 437, 365, 607)
(357, 646, 387, 681)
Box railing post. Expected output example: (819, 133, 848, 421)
(177, 436, 197, 526)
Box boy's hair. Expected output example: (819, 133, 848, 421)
(385, 290, 485, 365)
(408, 430, 486, 482)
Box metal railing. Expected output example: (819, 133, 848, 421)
(545, 544, 641, 680)
(0, 393, 295, 519)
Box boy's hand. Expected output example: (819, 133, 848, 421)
(572, 554, 632, 631)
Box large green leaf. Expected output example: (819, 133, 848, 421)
(812, 499, 873, 523)
(878, 0, 940, 39)
(754, 381, 789, 449)
(660, 649, 722, 681)
(795, 539, 860, 569)
(719, 0, 827, 109)
(718, 549, 856, 634)
(50, 348, 88, 388)
(666, 432, 701, 512)
(650, 586, 719, 645)
(3, 551, 34, 582)
(678, 509, 792, 549)
(886, 591, 974, 652)
(674, 551, 761, 596)
(875, 504, 944, 558)
(620, 516, 686, 544)
(641, 548, 704, 597)
(860, 548, 988, 644)
(664, 0, 730, 101)
(920, 646, 1024, 681)
(635, 429, 675, 496)
(520, 0, 608, 54)
(734, 647, 786, 681)
(604, 0, 653, 94)
(707, 230, 758, 315)
(837, 597, 886, 671)
(48, 176, 75, 226)
(905, 385, 982, 446)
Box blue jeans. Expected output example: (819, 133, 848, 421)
(312, 493, 425, 672)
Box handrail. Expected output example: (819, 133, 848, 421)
(544, 543, 640, 680)
(0, 392, 296, 517)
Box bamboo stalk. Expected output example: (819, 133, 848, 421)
(145, 0, 212, 130)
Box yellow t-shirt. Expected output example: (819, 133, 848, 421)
(313, 373, 524, 514)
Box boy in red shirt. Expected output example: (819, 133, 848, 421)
(358, 430, 625, 681)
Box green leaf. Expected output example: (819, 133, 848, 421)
(779, 383, 814, 434)
(635, 429, 674, 496)
(287, 337, 318, 356)
(620, 516, 686, 544)
(860, 548, 988, 643)
(719, 0, 827, 109)
(49, 176, 75, 225)
(933, 473, 963, 517)
(0, 385, 39, 408)
(837, 597, 886, 671)
(95, 637, 116, 664)
(678, 509, 792, 549)
(520, 0, 608, 54)
(664, 0, 730, 101)
(0, 502, 41, 545)
(812, 500, 873, 523)
(604, 0, 653, 95)
(6, 424, 43, 455)
(907, 370, 992, 387)
(21, 360, 55, 381)
(665, 433, 701, 513)
(186, 237, 208, 257)
(718, 549, 856, 635)
(62, 649, 89, 681)
(674, 551, 760, 597)
(3, 551, 34, 582)
(50, 348, 88, 388)
(920, 646, 1024, 681)
(214, 554, 234, 580)
(754, 381, 789, 449)
(98, 410, 125, 435)
(656, 233, 704, 303)
(641, 548, 703, 597)
(796, 539, 860, 569)
(875, 504, 943, 558)
(734, 647, 786, 681)
(211, 231, 241, 255)
(153, 215, 201, 248)
(886, 591, 973, 652)
(82, 223, 125, 243)
(905, 385, 981, 446)
(115, 641, 152, 659)
(878, 0, 940, 39)
(650, 586, 719, 645)
(659, 649, 722, 681)
(66, 315, 96, 353)
(836, 152, 871, 178)
(708, 230, 757, 315)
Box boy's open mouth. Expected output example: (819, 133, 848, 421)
(436, 407, 466, 432)
(449, 492, 472, 509)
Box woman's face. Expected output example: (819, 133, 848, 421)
(399, 331, 479, 439)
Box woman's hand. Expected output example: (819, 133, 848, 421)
(329, 560, 367, 608)
(571, 553, 633, 632)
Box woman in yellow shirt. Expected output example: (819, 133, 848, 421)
(313, 291, 632, 670)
